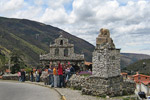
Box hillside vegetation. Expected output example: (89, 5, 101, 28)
(0, 16, 94, 66)
(122, 59, 150, 75)
(0, 46, 10, 71)
(120, 53, 150, 69)
(0, 16, 150, 68)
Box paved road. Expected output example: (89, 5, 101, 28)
(0, 81, 60, 100)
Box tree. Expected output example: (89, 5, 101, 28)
(10, 50, 26, 74)
(0, 59, 3, 72)
(0, 56, 7, 75)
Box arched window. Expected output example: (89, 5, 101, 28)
(112, 56, 115, 60)
(60, 40, 63, 45)
(98, 56, 100, 61)
(55, 48, 59, 56)
(64, 48, 68, 57)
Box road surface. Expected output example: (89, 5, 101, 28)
(0, 81, 60, 100)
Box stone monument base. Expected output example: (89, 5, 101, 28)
(82, 75, 123, 97)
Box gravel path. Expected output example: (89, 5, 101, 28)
(55, 87, 137, 100)
(55, 88, 128, 100)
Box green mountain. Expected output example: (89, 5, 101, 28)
(0, 16, 94, 66)
(0, 16, 150, 68)
(0, 45, 10, 71)
(120, 53, 150, 68)
(122, 59, 150, 75)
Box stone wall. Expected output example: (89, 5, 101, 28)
(68, 74, 135, 97)
(92, 48, 121, 78)
(82, 76, 123, 96)
(40, 35, 84, 62)
(67, 74, 88, 90)
(2, 74, 45, 82)
(40, 35, 84, 69)
(2, 74, 29, 81)
(122, 80, 135, 95)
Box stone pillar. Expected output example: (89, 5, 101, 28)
(92, 48, 121, 78)
(82, 28, 122, 96)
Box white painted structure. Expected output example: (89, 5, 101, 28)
(136, 83, 150, 96)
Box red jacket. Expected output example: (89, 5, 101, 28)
(58, 63, 63, 75)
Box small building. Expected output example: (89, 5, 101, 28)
(40, 35, 85, 70)
(134, 73, 150, 96)
(5, 69, 11, 74)
(133, 73, 150, 83)
(121, 72, 128, 79)
(135, 81, 150, 96)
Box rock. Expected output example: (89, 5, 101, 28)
(106, 96, 110, 98)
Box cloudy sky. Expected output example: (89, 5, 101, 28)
(0, 0, 150, 55)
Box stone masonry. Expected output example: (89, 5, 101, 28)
(92, 28, 120, 78)
(67, 28, 135, 97)
(40, 35, 84, 68)
(81, 28, 122, 96)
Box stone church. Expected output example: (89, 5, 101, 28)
(40, 35, 85, 69)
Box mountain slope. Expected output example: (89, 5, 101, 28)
(120, 53, 150, 68)
(122, 59, 150, 75)
(0, 17, 94, 66)
(0, 16, 150, 68)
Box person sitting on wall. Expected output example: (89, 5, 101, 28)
(42, 69, 49, 85)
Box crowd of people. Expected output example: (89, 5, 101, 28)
(18, 62, 75, 88)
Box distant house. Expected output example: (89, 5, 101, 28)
(133, 73, 150, 96)
(121, 72, 128, 79)
(133, 73, 150, 83)
(5, 69, 11, 74)
(120, 72, 134, 80)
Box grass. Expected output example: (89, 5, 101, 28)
(9, 33, 45, 54)
(79, 74, 91, 77)
(0, 45, 11, 54)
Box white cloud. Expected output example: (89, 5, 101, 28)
(0, 0, 150, 55)
(0, 0, 24, 13)
(40, 8, 68, 25)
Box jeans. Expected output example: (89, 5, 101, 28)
(62, 75, 66, 87)
(21, 76, 25, 82)
(19, 76, 21, 81)
(30, 75, 34, 82)
(36, 75, 39, 82)
(59, 75, 63, 88)
(53, 75, 57, 87)
(49, 74, 53, 85)
(38, 75, 41, 82)
(66, 72, 71, 82)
